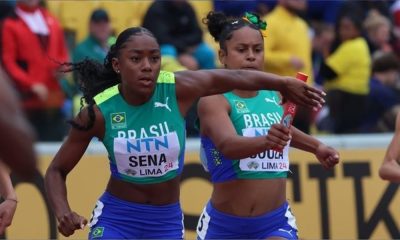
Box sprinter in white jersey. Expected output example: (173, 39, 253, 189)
(44, 27, 326, 239)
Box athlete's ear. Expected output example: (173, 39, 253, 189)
(218, 49, 227, 67)
(112, 57, 120, 74)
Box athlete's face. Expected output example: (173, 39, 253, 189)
(112, 34, 161, 98)
(219, 26, 264, 71)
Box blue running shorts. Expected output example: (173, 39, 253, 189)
(88, 191, 184, 239)
(196, 201, 298, 239)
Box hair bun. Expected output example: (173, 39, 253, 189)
(203, 11, 229, 42)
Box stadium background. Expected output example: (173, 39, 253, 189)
(45, 1, 219, 54)
(1, 1, 400, 239)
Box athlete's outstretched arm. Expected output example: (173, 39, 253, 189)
(45, 106, 104, 237)
(0, 161, 17, 234)
(0, 68, 37, 179)
(290, 127, 339, 170)
(379, 113, 400, 182)
(198, 95, 291, 159)
(175, 69, 324, 116)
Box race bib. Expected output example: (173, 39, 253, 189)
(113, 132, 180, 178)
(239, 127, 290, 172)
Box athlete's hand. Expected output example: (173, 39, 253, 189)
(57, 211, 87, 237)
(315, 144, 339, 170)
(265, 124, 291, 152)
(279, 77, 325, 111)
(0, 199, 17, 234)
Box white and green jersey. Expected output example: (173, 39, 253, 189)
(94, 71, 186, 184)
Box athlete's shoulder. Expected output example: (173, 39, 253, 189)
(70, 104, 105, 138)
(198, 94, 230, 114)
(157, 71, 175, 84)
(199, 94, 227, 105)
(94, 84, 120, 106)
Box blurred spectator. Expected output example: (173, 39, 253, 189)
(361, 52, 400, 132)
(0, 0, 15, 21)
(378, 105, 400, 132)
(364, 10, 393, 54)
(213, 0, 259, 17)
(73, 8, 113, 63)
(391, 0, 400, 33)
(339, 0, 392, 22)
(311, 22, 335, 87)
(339, 0, 396, 54)
(391, 0, 400, 26)
(142, 0, 216, 71)
(71, 8, 114, 117)
(307, 0, 344, 26)
(1, 0, 69, 141)
(320, 14, 371, 134)
(142, 0, 216, 137)
(213, 0, 276, 17)
(263, 0, 313, 133)
(257, 0, 278, 16)
(389, 0, 400, 56)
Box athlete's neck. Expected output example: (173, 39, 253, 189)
(232, 90, 258, 98)
(119, 84, 153, 106)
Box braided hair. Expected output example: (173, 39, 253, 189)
(203, 11, 265, 52)
(64, 27, 156, 130)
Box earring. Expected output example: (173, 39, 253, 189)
(116, 70, 120, 74)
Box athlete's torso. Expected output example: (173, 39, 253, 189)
(200, 90, 289, 182)
(93, 71, 186, 204)
(200, 90, 289, 216)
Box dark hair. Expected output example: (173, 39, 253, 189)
(203, 11, 263, 51)
(338, 14, 363, 33)
(372, 52, 400, 73)
(90, 8, 109, 23)
(330, 13, 364, 52)
(64, 27, 155, 130)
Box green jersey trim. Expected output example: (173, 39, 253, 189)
(157, 71, 175, 84)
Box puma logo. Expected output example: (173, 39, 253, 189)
(278, 228, 293, 237)
(154, 97, 171, 112)
(265, 97, 279, 106)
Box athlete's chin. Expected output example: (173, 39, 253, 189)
(137, 85, 156, 96)
(138, 79, 155, 87)
(241, 67, 262, 71)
